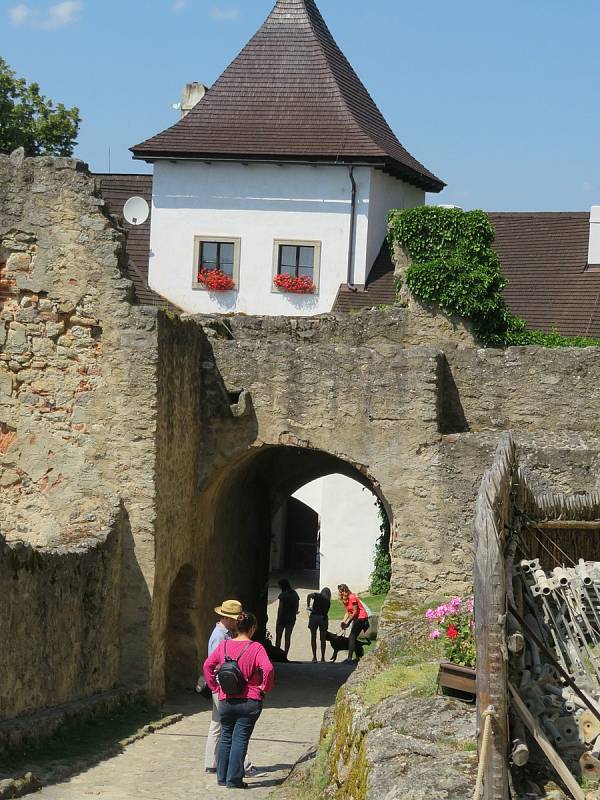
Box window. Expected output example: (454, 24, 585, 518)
(278, 244, 316, 279)
(199, 241, 235, 276)
(272, 239, 321, 294)
(193, 236, 241, 291)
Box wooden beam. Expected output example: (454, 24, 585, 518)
(527, 520, 600, 530)
(509, 682, 584, 800)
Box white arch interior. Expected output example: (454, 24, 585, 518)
(292, 474, 381, 593)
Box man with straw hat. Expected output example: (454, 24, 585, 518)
(203, 599, 258, 777)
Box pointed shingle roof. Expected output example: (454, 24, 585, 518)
(131, 0, 444, 192)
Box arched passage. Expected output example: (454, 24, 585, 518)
(160, 444, 392, 691)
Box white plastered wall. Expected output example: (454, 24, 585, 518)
(364, 168, 425, 278)
(149, 161, 370, 316)
(294, 474, 380, 593)
(148, 161, 424, 315)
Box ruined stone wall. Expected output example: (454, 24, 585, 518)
(0, 503, 123, 719)
(3, 154, 600, 723)
(447, 346, 600, 434)
(0, 153, 158, 706)
(198, 314, 600, 602)
(199, 314, 468, 600)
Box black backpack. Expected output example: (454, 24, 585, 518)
(215, 640, 254, 695)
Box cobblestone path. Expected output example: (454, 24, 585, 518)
(36, 578, 352, 800)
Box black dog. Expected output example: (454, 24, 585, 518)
(326, 631, 371, 662)
(261, 639, 288, 663)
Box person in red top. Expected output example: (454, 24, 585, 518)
(204, 611, 275, 789)
(338, 584, 369, 664)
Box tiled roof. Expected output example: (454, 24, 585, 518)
(334, 212, 600, 339)
(131, 0, 444, 193)
(490, 212, 600, 338)
(94, 173, 163, 306)
(333, 243, 397, 312)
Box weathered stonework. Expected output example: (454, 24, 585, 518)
(1, 154, 600, 747)
(0, 155, 157, 719)
(0, 504, 121, 720)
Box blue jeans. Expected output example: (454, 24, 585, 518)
(217, 698, 263, 787)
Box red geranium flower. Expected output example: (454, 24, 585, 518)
(273, 274, 315, 294)
(197, 268, 235, 291)
(447, 624, 458, 640)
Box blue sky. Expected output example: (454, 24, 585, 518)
(1, 0, 599, 211)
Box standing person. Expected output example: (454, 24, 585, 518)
(204, 611, 275, 790)
(306, 587, 331, 663)
(338, 584, 369, 664)
(204, 600, 257, 778)
(275, 578, 299, 657)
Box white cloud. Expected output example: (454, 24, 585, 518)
(172, 0, 188, 10)
(210, 5, 239, 21)
(43, 0, 81, 28)
(8, 0, 81, 29)
(583, 181, 595, 193)
(8, 4, 37, 25)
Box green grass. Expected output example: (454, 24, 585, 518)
(328, 594, 387, 621)
(0, 701, 165, 776)
(356, 661, 439, 706)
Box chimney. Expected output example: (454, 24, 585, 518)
(588, 206, 600, 266)
(180, 82, 208, 117)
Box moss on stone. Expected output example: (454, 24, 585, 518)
(338, 734, 368, 800)
(356, 661, 438, 706)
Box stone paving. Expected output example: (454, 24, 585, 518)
(36, 577, 351, 800)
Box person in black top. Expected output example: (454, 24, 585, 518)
(306, 587, 332, 662)
(275, 578, 300, 657)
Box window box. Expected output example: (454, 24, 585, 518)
(272, 239, 321, 295)
(192, 236, 240, 291)
(273, 274, 315, 294)
(437, 662, 476, 700)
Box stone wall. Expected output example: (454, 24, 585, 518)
(151, 313, 259, 694)
(0, 503, 123, 720)
(193, 314, 600, 604)
(2, 153, 600, 727)
(0, 153, 157, 708)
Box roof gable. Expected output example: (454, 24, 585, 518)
(131, 0, 444, 192)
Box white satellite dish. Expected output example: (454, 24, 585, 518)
(123, 196, 150, 226)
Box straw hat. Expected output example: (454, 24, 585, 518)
(214, 599, 243, 619)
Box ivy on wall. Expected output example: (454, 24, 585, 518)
(388, 206, 600, 348)
(369, 501, 391, 596)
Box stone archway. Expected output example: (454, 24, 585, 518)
(158, 443, 392, 690)
(150, 313, 473, 699)
(164, 563, 198, 692)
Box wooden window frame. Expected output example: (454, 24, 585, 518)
(192, 236, 241, 291)
(271, 239, 321, 294)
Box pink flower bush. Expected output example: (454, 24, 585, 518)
(425, 596, 475, 668)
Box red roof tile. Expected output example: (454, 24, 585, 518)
(131, 0, 444, 193)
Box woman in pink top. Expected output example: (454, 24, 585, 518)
(338, 584, 370, 664)
(204, 611, 274, 789)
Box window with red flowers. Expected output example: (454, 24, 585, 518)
(199, 241, 234, 276)
(193, 236, 240, 291)
(273, 239, 320, 294)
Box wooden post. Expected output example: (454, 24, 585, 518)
(473, 434, 514, 800)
